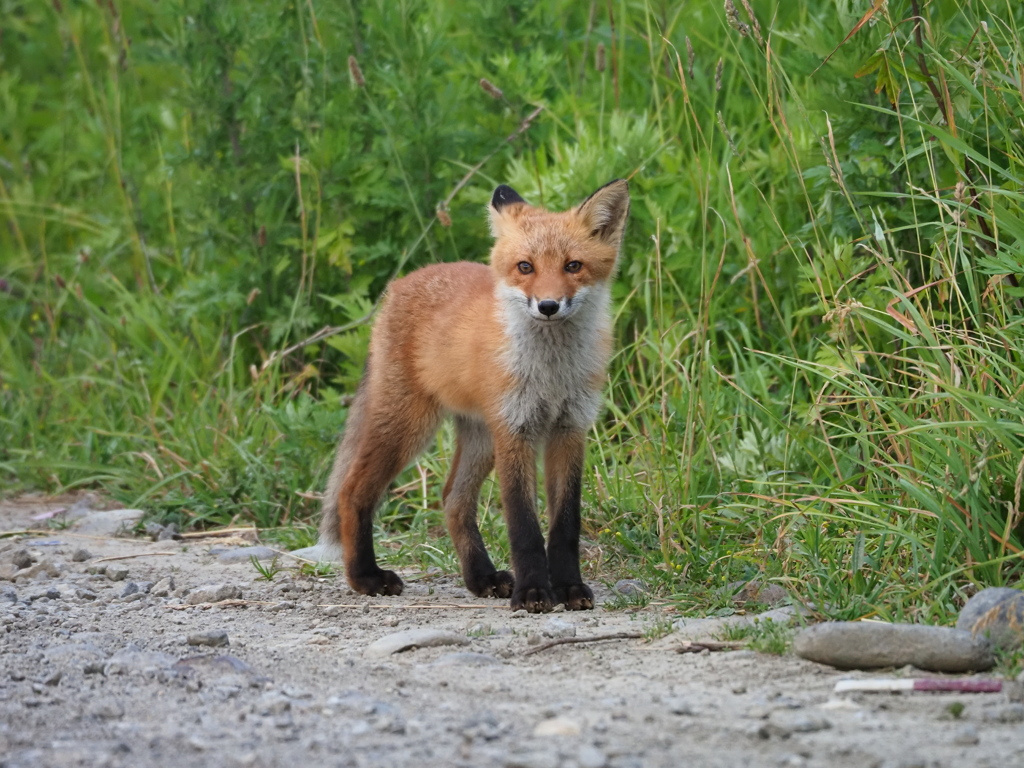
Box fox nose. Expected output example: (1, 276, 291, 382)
(537, 300, 560, 317)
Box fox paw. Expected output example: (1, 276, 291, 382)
(510, 584, 555, 614)
(553, 583, 594, 611)
(468, 570, 515, 599)
(349, 568, 404, 596)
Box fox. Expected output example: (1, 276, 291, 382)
(297, 179, 630, 613)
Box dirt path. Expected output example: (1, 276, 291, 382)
(1, 495, 1020, 768)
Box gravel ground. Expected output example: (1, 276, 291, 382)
(2, 494, 1022, 768)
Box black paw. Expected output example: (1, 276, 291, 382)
(467, 570, 515, 599)
(510, 584, 555, 613)
(553, 582, 594, 611)
(349, 568, 404, 596)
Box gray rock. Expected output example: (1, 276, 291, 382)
(269, 601, 296, 612)
(71, 548, 92, 562)
(89, 699, 125, 719)
(186, 583, 242, 605)
(9, 549, 32, 570)
(11, 559, 62, 581)
(761, 712, 831, 738)
(119, 582, 140, 598)
(533, 716, 581, 736)
(363, 628, 470, 658)
(188, 630, 230, 648)
(613, 579, 646, 597)
(217, 546, 278, 564)
(793, 622, 994, 672)
(105, 564, 129, 582)
(952, 725, 980, 745)
(150, 576, 175, 597)
(43, 670, 62, 686)
(956, 587, 1024, 651)
(71, 508, 145, 536)
(982, 703, 1024, 723)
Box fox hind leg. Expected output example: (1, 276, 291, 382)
(338, 397, 440, 597)
(443, 417, 514, 598)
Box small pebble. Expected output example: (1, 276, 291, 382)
(533, 716, 581, 737)
(105, 564, 129, 582)
(187, 630, 230, 648)
(186, 583, 242, 605)
(952, 725, 980, 746)
(613, 579, 646, 597)
(10, 550, 33, 570)
(120, 582, 140, 599)
(150, 576, 175, 598)
(71, 549, 92, 562)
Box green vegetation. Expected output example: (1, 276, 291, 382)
(3, 0, 1023, 624)
(249, 555, 283, 582)
(719, 617, 795, 655)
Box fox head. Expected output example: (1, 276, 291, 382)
(488, 180, 630, 323)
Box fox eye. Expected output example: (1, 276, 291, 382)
(565, 261, 583, 273)
(517, 261, 533, 274)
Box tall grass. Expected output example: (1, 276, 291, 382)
(2, 0, 1022, 621)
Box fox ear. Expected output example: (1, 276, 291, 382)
(491, 185, 526, 211)
(577, 179, 630, 245)
(488, 185, 527, 237)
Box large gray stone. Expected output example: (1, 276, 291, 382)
(956, 587, 1024, 651)
(364, 628, 470, 658)
(71, 509, 145, 536)
(794, 622, 994, 672)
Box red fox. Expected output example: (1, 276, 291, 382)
(298, 180, 630, 613)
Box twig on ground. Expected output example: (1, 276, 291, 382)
(178, 527, 258, 539)
(523, 631, 643, 656)
(94, 552, 177, 563)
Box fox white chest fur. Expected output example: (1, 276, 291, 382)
(497, 283, 610, 436)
